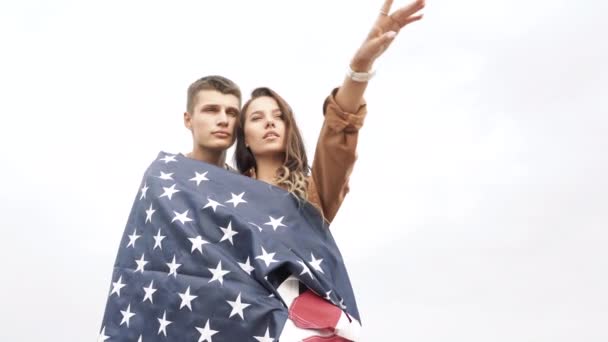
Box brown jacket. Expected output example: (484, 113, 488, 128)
(306, 88, 367, 224)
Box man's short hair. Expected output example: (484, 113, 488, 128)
(186, 75, 241, 113)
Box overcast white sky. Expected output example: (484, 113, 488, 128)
(1, 0, 607, 341)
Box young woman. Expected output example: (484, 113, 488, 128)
(235, 1, 425, 340)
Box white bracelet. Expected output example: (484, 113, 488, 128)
(346, 66, 376, 82)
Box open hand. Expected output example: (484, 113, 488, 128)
(351, 0, 425, 71)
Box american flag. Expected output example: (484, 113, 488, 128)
(98, 151, 360, 341)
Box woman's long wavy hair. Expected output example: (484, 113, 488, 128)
(235, 87, 310, 200)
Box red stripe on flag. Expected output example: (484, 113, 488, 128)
(288, 289, 342, 330)
(302, 335, 352, 342)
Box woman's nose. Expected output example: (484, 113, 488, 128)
(265, 116, 276, 128)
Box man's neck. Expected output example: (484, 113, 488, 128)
(187, 147, 225, 167)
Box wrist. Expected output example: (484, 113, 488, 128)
(350, 57, 374, 73)
(346, 65, 376, 83)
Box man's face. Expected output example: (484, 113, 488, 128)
(184, 90, 240, 152)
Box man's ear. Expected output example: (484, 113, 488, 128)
(183, 111, 192, 130)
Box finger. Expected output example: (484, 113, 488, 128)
(380, 0, 394, 15)
(401, 14, 424, 27)
(392, 0, 425, 22)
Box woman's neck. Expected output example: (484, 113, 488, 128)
(254, 154, 284, 185)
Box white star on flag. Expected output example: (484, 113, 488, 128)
(189, 235, 209, 254)
(298, 260, 314, 279)
(134, 253, 148, 273)
(97, 327, 109, 342)
(157, 311, 172, 337)
(139, 183, 149, 200)
(189, 171, 209, 186)
(153, 228, 166, 250)
(159, 154, 177, 163)
(178, 286, 198, 311)
(110, 275, 126, 297)
(158, 171, 174, 180)
(159, 184, 180, 200)
(203, 197, 225, 212)
(127, 229, 141, 248)
(196, 319, 219, 342)
(255, 246, 278, 267)
(120, 303, 136, 327)
(227, 292, 251, 320)
(208, 260, 230, 285)
(253, 327, 275, 342)
(166, 255, 181, 278)
(171, 210, 193, 225)
(226, 192, 247, 207)
(238, 257, 255, 275)
(145, 203, 156, 223)
(142, 280, 157, 303)
(219, 221, 238, 245)
(309, 252, 324, 274)
(264, 216, 287, 231)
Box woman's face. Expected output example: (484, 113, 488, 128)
(243, 96, 287, 158)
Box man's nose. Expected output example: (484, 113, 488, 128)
(217, 109, 229, 126)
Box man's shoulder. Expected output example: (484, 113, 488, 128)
(153, 151, 240, 174)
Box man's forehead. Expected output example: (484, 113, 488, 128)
(195, 90, 240, 108)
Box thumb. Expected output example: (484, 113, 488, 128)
(380, 30, 398, 44)
(357, 30, 398, 62)
(370, 30, 398, 51)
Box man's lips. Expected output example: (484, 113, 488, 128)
(212, 131, 231, 138)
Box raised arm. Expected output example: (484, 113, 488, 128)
(308, 0, 425, 223)
(335, 0, 425, 112)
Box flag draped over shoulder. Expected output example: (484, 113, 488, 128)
(98, 151, 360, 341)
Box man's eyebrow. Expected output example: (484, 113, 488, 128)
(200, 104, 240, 113)
(201, 104, 220, 108)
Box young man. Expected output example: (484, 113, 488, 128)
(182, 75, 241, 168)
